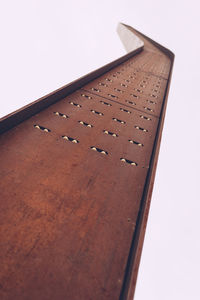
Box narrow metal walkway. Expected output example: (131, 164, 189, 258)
(0, 24, 174, 300)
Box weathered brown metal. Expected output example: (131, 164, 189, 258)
(0, 24, 174, 300)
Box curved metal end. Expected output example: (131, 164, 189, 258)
(117, 23, 144, 53)
(117, 22, 174, 61)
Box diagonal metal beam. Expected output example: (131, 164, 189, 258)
(0, 24, 174, 300)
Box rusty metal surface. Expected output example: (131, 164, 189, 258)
(0, 25, 173, 300)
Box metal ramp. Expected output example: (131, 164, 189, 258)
(0, 24, 174, 300)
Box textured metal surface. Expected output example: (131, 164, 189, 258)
(0, 25, 173, 300)
(83, 51, 168, 118)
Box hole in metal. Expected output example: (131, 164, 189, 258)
(150, 94, 157, 98)
(130, 94, 138, 98)
(140, 115, 151, 121)
(108, 94, 118, 99)
(91, 146, 108, 155)
(125, 100, 136, 106)
(91, 110, 104, 116)
(147, 100, 156, 105)
(91, 88, 100, 92)
(99, 82, 108, 87)
(81, 94, 92, 99)
(120, 108, 131, 114)
(103, 130, 118, 137)
(135, 126, 148, 132)
(62, 136, 79, 143)
(54, 112, 69, 118)
(70, 101, 81, 108)
(121, 83, 128, 87)
(120, 158, 137, 166)
(129, 140, 144, 147)
(34, 125, 51, 132)
(78, 121, 93, 128)
(112, 118, 126, 124)
(134, 88, 142, 93)
(114, 88, 124, 93)
(100, 100, 112, 107)
(144, 107, 154, 112)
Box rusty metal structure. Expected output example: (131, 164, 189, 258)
(0, 24, 174, 300)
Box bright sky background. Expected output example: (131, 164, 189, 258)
(1, 1, 200, 299)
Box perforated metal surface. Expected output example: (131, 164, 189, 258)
(83, 52, 168, 119)
(0, 26, 173, 300)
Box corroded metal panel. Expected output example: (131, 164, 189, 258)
(0, 24, 174, 300)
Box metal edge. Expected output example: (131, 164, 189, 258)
(117, 23, 144, 53)
(119, 25, 174, 300)
(0, 46, 143, 135)
(121, 23, 175, 59)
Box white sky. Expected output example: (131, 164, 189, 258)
(0, 0, 200, 299)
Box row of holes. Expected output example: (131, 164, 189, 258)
(108, 89, 157, 105)
(55, 106, 151, 126)
(95, 72, 162, 94)
(100, 68, 162, 91)
(113, 52, 164, 75)
(91, 83, 149, 100)
(69, 100, 153, 118)
(34, 123, 146, 144)
(91, 147, 138, 166)
(132, 88, 158, 99)
(111, 73, 136, 80)
(96, 70, 136, 85)
(34, 125, 139, 166)
(89, 86, 158, 106)
(83, 56, 164, 110)
(106, 77, 160, 94)
(55, 103, 152, 125)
